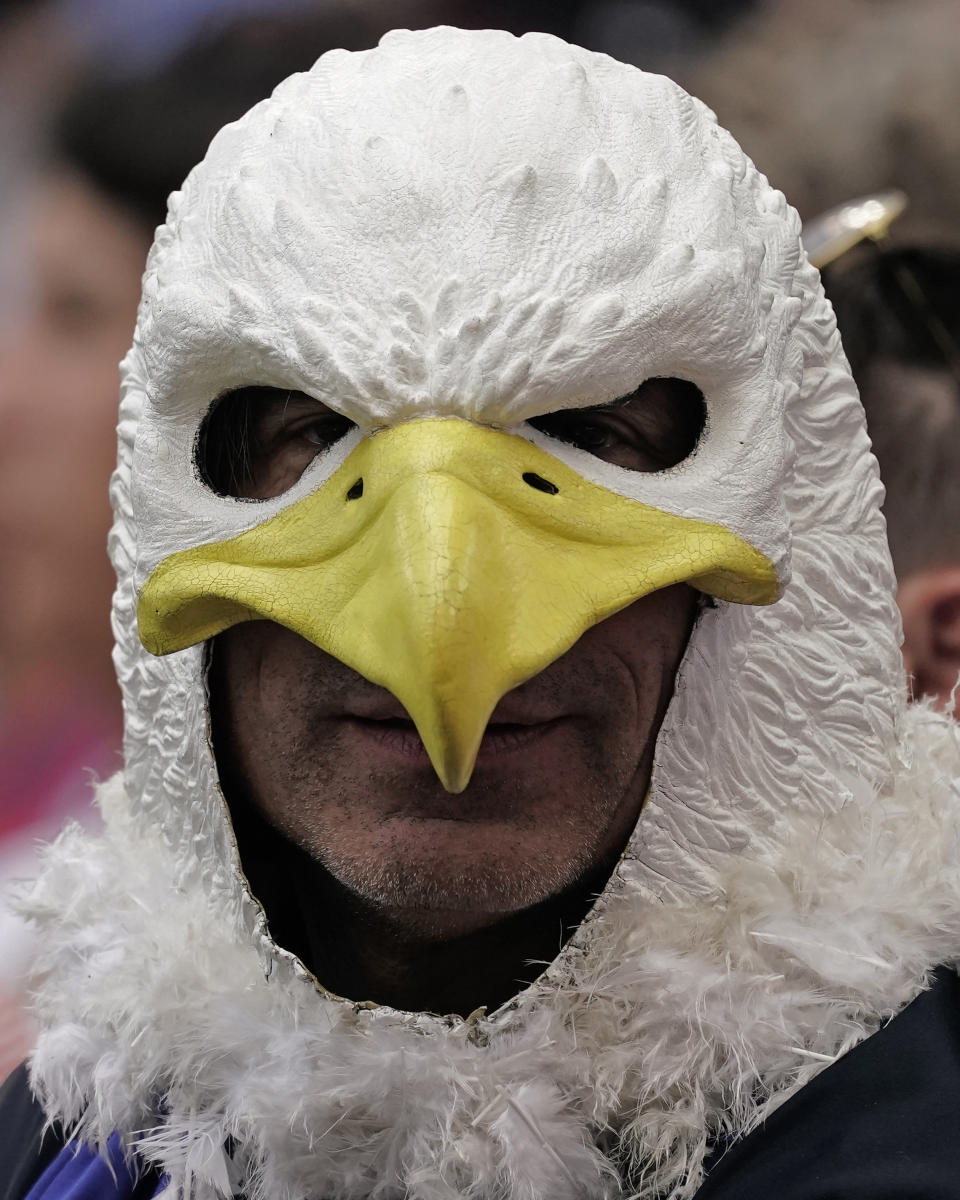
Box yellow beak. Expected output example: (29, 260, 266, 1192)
(139, 419, 778, 792)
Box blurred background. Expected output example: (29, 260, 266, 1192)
(1, 0, 958, 1079)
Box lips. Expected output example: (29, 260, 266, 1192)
(342, 693, 567, 763)
(344, 694, 564, 727)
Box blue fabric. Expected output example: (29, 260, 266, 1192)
(24, 1137, 166, 1200)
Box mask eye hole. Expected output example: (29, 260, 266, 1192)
(527, 377, 706, 473)
(196, 386, 356, 500)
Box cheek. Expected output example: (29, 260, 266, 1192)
(224, 631, 289, 742)
(212, 626, 339, 774)
(251, 446, 316, 501)
(577, 585, 697, 707)
(211, 629, 271, 762)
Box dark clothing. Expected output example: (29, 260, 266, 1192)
(3, 968, 959, 1200)
(696, 966, 960, 1198)
(0, 1067, 60, 1200)
(0, 1069, 162, 1200)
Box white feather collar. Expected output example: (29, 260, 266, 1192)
(23, 704, 960, 1200)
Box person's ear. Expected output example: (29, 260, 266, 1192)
(897, 566, 960, 713)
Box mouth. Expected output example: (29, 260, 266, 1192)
(343, 712, 568, 765)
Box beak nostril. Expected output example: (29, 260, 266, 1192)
(522, 471, 559, 495)
(346, 478, 364, 501)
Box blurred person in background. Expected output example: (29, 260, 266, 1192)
(822, 244, 960, 710)
(684, 0, 960, 245)
(0, 39, 147, 1086)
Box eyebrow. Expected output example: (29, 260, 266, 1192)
(589, 385, 659, 411)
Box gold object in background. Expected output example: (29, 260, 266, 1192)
(802, 190, 909, 268)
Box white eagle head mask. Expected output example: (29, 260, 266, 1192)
(124, 23, 899, 886)
(28, 23, 960, 1200)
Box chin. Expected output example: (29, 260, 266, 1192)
(319, 833, 583, 923)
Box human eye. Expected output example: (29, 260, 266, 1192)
(527, 378, 706, 472)
(530, 412, 618, 454)
(197, 387, 356, 499)
(299, 414, 355, 448)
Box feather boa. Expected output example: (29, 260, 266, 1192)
(22, 703, 960, 1200)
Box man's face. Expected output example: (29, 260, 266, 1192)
(205, 382, 704, 934)
(211, 586, 696, 935)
